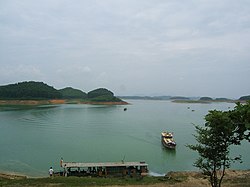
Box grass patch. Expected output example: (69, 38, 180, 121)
(0, 176, 177, 187)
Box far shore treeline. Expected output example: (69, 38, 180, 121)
(0, 81, 123, 102)
(120, 95, 250, 102)
(0, 81, 249, 103)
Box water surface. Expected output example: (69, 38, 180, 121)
(0, 100, 249, 177)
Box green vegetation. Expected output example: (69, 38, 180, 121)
(199, 97, 213, 101)
(239, 95, 250, 101)
(87, 88, 122, 102)
(215, 98, 231, 101)
(187, 101, 250, 187)
(120, 96, 172, 100)
(0, 176, 158, 186)
(0, 81, 125, 104)
(0, 81, 61, 99)
(0, 175, 188, 187)
(59, 87, 87, 99)
(1, 170, 249, 187)
(87, 88, 113, 98)
(170, 96, 190, 100)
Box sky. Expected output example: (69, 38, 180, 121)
(0, 0, 250, 98)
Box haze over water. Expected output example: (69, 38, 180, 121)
(0, 100, 249, 177)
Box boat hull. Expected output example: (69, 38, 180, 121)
(161, 138, 176, 149)
(161, 132, 176, 149)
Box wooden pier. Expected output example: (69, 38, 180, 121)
(60, 159, 148, 177)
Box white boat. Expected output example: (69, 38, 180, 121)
(161, 132, 176, 149)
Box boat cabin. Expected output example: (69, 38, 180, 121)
(161, 131, 176, 149)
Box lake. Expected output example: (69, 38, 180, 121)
(0, 100, 249, 177)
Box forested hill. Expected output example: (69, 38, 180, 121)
(0, 81, 61, 99)
(0, 81, 123, 102)
(239, 95, 250, 101)
(59, 87, 87, 99)
(87, 88, 122, 102)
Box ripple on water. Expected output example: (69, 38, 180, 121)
(17, 107, 65, 132)
(1, 101, 247, 177)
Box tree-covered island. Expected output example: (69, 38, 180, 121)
(0, 81, 128, 105)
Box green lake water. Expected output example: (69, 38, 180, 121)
(0, 100, 249, 177)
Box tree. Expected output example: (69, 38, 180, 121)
(199, 97, 213, 101)
(0, 81, 62, 99)
(239, 95, 250, 101)
(228, 101, 250, 143)
(59, 87, 87, 99)
(87, 88, 114, 98)
(86, 88, 122, 102)
(187, 102, 250, 187)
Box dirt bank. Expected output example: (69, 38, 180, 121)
(163, 170, 250, 187)
(0, 172, 27, 180)
(0, 99, 128, 105)
(79, 101, 129, 105)
(0, 170, 249, 186)
(0, 99, 66, 105)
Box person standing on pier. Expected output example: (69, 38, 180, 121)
(60, 158, 63, 167)
(49, 167, 54, 177)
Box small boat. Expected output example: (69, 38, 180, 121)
(161, 132, 176, 149)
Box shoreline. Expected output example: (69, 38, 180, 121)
(1, 99, 246, 105)
(0, 169, 249, 186)
(171, 99, 245, 104)
(0, 171, 27, 179)
(79, 101, 129, 105)
(0, 99, 129, 106)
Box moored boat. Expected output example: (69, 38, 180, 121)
(161, 131, 176, 149)
(60, 159, 148, 177)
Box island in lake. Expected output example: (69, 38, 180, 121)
(0, 81, 128, 105)
(120, 95, 250, 103)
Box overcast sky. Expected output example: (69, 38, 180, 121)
(0, 0, 250, 98)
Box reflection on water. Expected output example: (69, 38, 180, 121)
(161, 147, 176, 156)
(0, 101, 248, 177)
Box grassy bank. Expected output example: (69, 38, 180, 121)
(0, 176, 166, 187)
(1, 170, 250, 187)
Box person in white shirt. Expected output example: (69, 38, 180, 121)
(49, 167, 54, 177)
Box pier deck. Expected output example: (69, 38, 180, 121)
(60, 160, 148, 177)
(62, 161, 148, 168)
